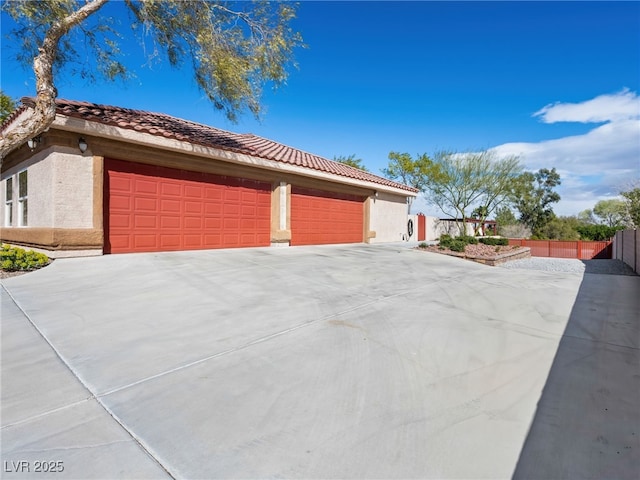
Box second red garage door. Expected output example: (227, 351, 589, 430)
(290, 186, 365, 246)
(104, 159, 271, 253)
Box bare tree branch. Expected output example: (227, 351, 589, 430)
(1, 0, 109, 163)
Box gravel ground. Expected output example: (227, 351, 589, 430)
(0, 270, 29, 279)
(498, 257, 637, 276)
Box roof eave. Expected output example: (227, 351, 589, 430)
(52, 115, 418, 197)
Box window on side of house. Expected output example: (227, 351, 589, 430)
(18, 170, 27, 226)
(5, 177, 13, 226)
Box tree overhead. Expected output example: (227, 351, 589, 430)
(621, 186, 640, 228)
(0, 91, 17, 124)
(0, 0, 303, 162)
(333, 154, 369, 172)
(381, 152, 430, 190)
(592, 199, 628, 227)
(511, 168, 561, 236)
(383, 150, 521, 234)
(420, 150, 521, 234)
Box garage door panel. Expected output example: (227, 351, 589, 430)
(205, 188, 223, 200)
(291, 187, 364, 246)
(225, 189, 241, 202)
(184, 201, 203, 214)
(161, 182, 182, 197)
(160, 200, 181, 213)
(184, 217, 203, 230)
(204, 218, 222, 229)
(224, 218, 239, 229)
(134, 235, 158, 249)
(109, 235, 130, 249)
(135, 179, 159, 194)
(224, 204, 241, 216)
(241, 234, 258, 244)
(241, 219, 256, 230)
(134, 215, 158, 228)
(135, 197, 158, 212)
(110, 195, 131, 210)
(204, 234, 222, 244)
(158, 234, 180, 247)
(205, 203, 222, 215)
(110, 176, 132, 193)
(160, 216, 180, 229)
(185, 185, 203, 198)
(242, 205, 256, 216)
(184, 235, 203, 247)
(105, 158, 271, 253)
(109, 214, 131, 229)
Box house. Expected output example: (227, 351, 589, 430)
(1, 98, 418, 257)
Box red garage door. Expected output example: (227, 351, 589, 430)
(104, 159, 271, 253)
(291, 187, 364, 246)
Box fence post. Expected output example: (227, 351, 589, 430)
(633, 230, 639, 273)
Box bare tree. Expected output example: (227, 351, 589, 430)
(1, 0, 302, 163)
(420, 150, 521, 235)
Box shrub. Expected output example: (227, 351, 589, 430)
(418, 242, 428, 249)
(458, 235, 478, 245)
(576, 224, 620, 241)
(479, 237, 509, 246)
(439, 234, 452, 247)
(448, 239, 466, 252)
(0, 244, 50, 271)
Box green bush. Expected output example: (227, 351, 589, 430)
(0, 244, 50, 271)
(576, 224, 621, 241)
(448, 239, 467, 252)
(479, 237, 509, 246)
(418, 242, 428, 249)
(438, 234, 482, 252)
(439, 234, 453, 248)
(458, 235, 478, 245)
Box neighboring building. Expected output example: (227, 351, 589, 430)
(1, 98, 418, 257)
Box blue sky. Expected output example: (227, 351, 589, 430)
(2, 1, 639, 217)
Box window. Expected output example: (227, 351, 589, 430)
(18, 170, 27, 226)
(4, 177, 13, 226)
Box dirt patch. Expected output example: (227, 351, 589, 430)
(417, 243, 531, 266)
(0, 270, 29, 279)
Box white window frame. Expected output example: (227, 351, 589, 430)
(4, 177, 13, 227)
(18, 170, 27, 227)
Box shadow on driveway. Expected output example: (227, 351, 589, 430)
(513, 266, 640, 479)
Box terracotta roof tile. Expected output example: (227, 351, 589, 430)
(15, 98, 418, 193)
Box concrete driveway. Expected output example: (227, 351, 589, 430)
(1, 244, 638, 479)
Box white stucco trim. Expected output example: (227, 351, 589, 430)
(51, 115, 417, 198)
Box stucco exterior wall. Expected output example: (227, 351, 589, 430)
(2, 149, 52, 228)
(430, 218, 474, 238)
(50, 150, 94, 228)
(368, 192, 410, 243)
(1, 147, 93, 229)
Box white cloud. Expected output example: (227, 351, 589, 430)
(491, 90, 640, 216)
(533, 88, 640, 124)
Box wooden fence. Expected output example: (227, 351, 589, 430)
(507, 239, 612, 259)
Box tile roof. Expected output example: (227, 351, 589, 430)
(17, 97, 419, 193)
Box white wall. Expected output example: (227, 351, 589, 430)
(369, 192, 411, 243)
(430, 218, 474, 238)
(1, 147, 94, 229)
